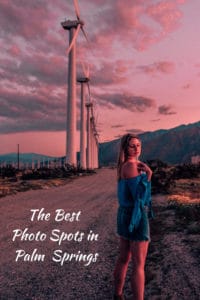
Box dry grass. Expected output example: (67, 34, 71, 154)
(167, 194, 200, 205)
(166, 181, 200, 237)
(0, 173, 92, 198)
(167, 177, 200, 205)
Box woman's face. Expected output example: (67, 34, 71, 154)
(127, 138, 141, 159)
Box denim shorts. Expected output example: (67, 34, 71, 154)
(117, 206, 150, 241)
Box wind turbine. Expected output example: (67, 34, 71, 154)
(61, 0, 88, 166)
(85, 80, 99, 169)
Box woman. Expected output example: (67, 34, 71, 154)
(113, 134, 153, 300)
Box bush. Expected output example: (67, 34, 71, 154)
(172, 163, 200, 179)
(0, 165, 17, 178)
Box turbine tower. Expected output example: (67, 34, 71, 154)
(86, 102, 92, 169)
(85, 80, 99, 170)
(61, 0, 88, 166)
(77, 76, 89, 169)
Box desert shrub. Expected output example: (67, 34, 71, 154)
(147, 159, 168, 171)
(21, 166, 95, 180)
(0, 165, 17, 178)
(172, 163, 200, 179)
(146, 161, 200, 194)
(147, 160, 174, 194)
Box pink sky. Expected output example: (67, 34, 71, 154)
(0, 0, 199, 157)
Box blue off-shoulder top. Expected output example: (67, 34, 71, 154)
(117, 173, 154, 232)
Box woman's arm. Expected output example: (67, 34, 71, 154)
(137, 162, 153, 181)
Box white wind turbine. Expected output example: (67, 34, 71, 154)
(82, 72, 99, 170)
(61, 0, 89, 166)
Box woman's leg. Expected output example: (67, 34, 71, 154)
(130, 241, 149, 300)
(113, 237, 131, 296)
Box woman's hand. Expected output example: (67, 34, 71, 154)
(137, 162, 153, 181)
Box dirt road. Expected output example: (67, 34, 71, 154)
(0, 168, 199, 299)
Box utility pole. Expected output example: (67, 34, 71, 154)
(17, 144, 20, 170)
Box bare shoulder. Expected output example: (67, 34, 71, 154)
(121, 161, 139, 179)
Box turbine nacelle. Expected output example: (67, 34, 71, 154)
(61, 19, 84, 30)
(77, 77, 90, 83)
(86, 102, 93, 108)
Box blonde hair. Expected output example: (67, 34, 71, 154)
(117, 134, 141, 180)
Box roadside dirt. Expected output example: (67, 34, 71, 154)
(0, 168, 199, 299)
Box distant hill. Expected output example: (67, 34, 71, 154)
(99, 121, 200, 165)
(0, 153, 56, 164)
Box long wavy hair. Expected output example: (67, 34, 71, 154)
(117, 134, 141, 180)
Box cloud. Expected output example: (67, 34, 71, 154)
(182, 83, 191, 89)
(0, 85, 67, 133)
(111, 124, 124, 128)
(138, 61, 175, 75)
(8, 45, 21, 56)
(114, 127, 144, 139)
(146, 1, 183, 33)
(125, 128, 144, 135)
(91, 61, 128, 86)
(176, 0, 187, 4)
(151, 118, 161, 122)
(0, 53, 67, 90)
(158, 104, 176, 115)
(19, 53, 67, 86)
(96, 92, 156, 112)
(90, 0, 185, 51)
(0, 82, 86, 134)
(0, 0, 54, 41)
(0, 116, 64, 134)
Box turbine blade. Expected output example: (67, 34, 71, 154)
(86, 64, 90, 78)
(81, 27, 90, 45)
(66, 24, 81, 55)
(87, 81, 91, 98)
(81, 61, 90, 78)
(81, 27, 95, 57)
(73, 0, 81, 20)
(81, 61, 86, 77)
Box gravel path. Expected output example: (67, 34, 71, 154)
(0, 168, 199, 300)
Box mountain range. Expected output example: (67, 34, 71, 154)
(0, 121, 199, 166)
(99, 120, 200, 165)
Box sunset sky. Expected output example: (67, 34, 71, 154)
(0, 0, 199, 157)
